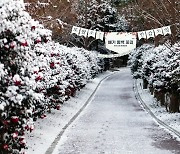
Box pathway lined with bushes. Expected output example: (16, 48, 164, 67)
(51, 68, 180, 154)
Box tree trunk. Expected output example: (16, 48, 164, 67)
(149, 86, 154, 95)
(169, 0, 177, 44)
(169, 92, 180, 113)
(157, 89, 165, 106)
(143, 79, 148, 89)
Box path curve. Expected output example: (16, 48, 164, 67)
(52, 68, 180, 154)
(45, 72, 116, 154)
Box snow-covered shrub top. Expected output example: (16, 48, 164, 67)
(128, 44, 154, 79)
(76, 0, 122, 31)
(0, 1, 100, 153)
(129, 42, 180, 91)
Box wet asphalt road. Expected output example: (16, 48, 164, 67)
(52, 68, 180, 154)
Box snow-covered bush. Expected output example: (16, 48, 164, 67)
(129, 42, 180, 113)
(0, 1, 101, 153)
(128, 44, 154, 79)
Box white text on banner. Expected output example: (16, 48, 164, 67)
(105, 32, 137, 54)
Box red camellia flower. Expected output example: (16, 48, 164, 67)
(10, 42, 16, 49)
(31, 26, 36, 31)
(14, 80, 21, 86)
(40, 114, 46, 119)
(21, 41, 28, 47)
(50, 62, 55, 68)
(3, 120, 10, 125)
(56, 105, 60, 110)
(19, 136, 26, 147)
(3, 144, 9, 150)
(35, 39, 41, 44)
(12, 132, 18, 139)
(34, 71, 38, 74)
(30, 125, 34, 132)
(11, 116, 19, 123)
(51, 53, 55, 57)
(25, 125, 29, 131)
(35, 76, 42, 81)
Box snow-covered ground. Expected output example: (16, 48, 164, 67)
(25, 71, 113, 154)
(136, 79, 180, 136)
(50, 68, 179, 154)
(25, 68, 180, 154)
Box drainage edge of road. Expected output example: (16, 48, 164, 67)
(45, 71, 117, 154)
(133, 79, 180, 139)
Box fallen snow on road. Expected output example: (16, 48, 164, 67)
(52, 68, 179, 154)
(25, 69, 180, 154)
(136, 79, 180, 137)
(25, 71, 113, 154)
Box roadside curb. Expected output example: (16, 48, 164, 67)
(133, 79, 180, 138)
(45, 71, 117, 154)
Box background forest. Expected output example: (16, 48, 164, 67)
(24, 0, 180, 46)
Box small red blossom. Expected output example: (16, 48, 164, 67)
(19, 136, 25, 142)
(10, 42, 15, 49)
(30, 125, 34, 132)
(14, 80, 21, 86)
(40, 114, 46, 119)
(21, 41, 28, 47)
(31, 26, 36, 31)
(56, 105, 61, 110)
(11, 116, 19, 123)
(51, 53, 55, 57)
(25, 125, 29, 131)
(35, 76, 42, 81)
(3, 120, 10, 125)
(34, 71, 38, 74)
(12, 132, 18, 139)
(50, 62, 55, 68)
(35, 39, 41, 44)
(3, 144, 9, 150)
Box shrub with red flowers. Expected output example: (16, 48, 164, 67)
(0, 1, 101, 153)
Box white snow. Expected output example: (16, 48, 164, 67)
(136, 79, 180, 136)
(25, 69, 180, 153)
(25, 71, 113, 154)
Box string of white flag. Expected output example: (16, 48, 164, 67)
(71, 25, 172, 56)
(71, 25, 172, 41)
(137, 26, 171, 40)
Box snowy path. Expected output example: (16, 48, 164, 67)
(52, 68, 180, 154)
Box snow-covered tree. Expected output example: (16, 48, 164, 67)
(129, 42, 180, 113)
(0, 1, 101, 153)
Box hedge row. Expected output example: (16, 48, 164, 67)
(129, 43, 180, 113)
(0, 1, 101, 153)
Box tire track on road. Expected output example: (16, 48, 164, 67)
(45, 71, 117, 154)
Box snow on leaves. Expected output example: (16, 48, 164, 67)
(129, 42, 180, 112)
(0, 0, 101, 153)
